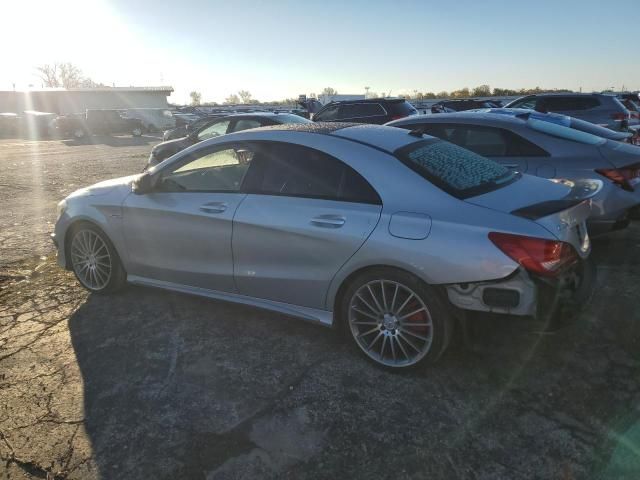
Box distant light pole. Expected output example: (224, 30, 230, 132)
(364, 86, 370, 98)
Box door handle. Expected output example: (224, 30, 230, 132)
(503, 164, 519, 169)
(310, 215, 346, 228)
(199, 202, 227, 214)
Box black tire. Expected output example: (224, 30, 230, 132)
(339, 267, 453, 369)
(73, 128, 86, 139)
(66, 222, 127, 294)
(132, 127, 143, 137)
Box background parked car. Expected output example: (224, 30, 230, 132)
(0, 113, 20, 137)
(312, 98, 418, 124)
(163, 114, 228, 141)
(55, 123, 596, 369)
(388, 109, 640, 234)
(147, 112, 311, 168)
(431, 99, 502, 114)
(53, 109, 145, 139)
(123, 108, 176, 132)
(506, 93, 635, 131)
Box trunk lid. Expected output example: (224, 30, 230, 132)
(467, 174, 600, 257)
(599, 139, 640, 169)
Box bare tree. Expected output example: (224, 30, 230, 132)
(36, 62, 98, 88)
(238, 90, 253, 104)
(321, 87, 338, 96)
(37, 64, 60, 87)
(189, 91, 202, 106)
(58, 63, 83, 88)
(224, 94, 240, 105)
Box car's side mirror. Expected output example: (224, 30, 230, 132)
(132, 173, 155, 195)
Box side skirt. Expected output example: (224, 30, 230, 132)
(127, 275, 334, 327)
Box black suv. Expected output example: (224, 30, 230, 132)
(431, 99, 502, 113)
(312, 98, 417, 124)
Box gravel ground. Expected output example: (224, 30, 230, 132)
(1, 137, 640, 479)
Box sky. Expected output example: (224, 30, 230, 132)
(1, 0, 638, 104)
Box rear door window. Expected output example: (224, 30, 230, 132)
(401, 124, 548, 157)
(395, 139, 518, 198)
(243, 142, 381, 204)
(544, 96, 600, 111)
(338, 103, 385, 119)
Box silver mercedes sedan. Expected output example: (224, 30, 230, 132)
(52, 123, 596, 369)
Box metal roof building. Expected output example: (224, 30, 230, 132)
(0, 86, 174, 115)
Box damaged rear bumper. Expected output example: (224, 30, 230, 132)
(445, 258, 596, 321)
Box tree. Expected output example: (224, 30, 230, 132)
(436, 91, 449, 98)
(472, 84, 491, 97)
(451, 87, 470, 98)
(224, 94, 240, 105)
(36, 62, 97, 88)
(321, 87, 338, 96)
(189, 91, 202, 106)
(238, 90, 253, 104)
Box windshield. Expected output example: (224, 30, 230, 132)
(395, 139, 519, 198)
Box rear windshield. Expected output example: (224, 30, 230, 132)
(395, 139, 519, 198)
(389, 101, 418, 116)
(527, 118, 606, 145)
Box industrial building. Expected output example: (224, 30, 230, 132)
(0, 86, 174, 115)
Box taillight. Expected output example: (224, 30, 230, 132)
(596, 163, 640, 191)
(390, 115, 406, 121)
(489, 232, 578, 277)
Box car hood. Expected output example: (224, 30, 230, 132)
(67, 174, 140, 199)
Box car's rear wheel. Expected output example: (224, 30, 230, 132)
(68, 223, 126, 293)
(132, 127, 142, 137)
(73, 128, 85, 139)
(341, 268, 453, 369)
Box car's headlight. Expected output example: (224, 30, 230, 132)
(56, 199, 67, 219)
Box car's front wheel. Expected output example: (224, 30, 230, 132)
(132, 127, 142, 137)
(341, 268, 453, 369)
(68, 223, 126, 293)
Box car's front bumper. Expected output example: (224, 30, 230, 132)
(446, 258, 596, 322)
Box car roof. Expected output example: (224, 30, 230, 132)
(521, 92, 614, 98)
(388, 111, 530, 128)
(325, 97, 407, 106)
(219, 122, 423, 153)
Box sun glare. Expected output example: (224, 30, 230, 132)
(2, 0, 134, 89)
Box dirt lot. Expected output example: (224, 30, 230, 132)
(1, 136, 640, 480)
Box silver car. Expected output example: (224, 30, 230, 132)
(52, 123, 596, 369)
(388, 109, 640, 235)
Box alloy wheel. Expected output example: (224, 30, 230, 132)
(70, 229, 112, 291)
(348, 280, 434, 367)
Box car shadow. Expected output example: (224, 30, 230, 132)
(65, 268, 640, 479)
